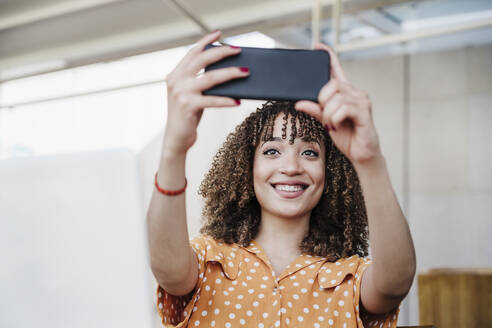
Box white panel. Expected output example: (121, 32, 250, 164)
(0, 149, 153, 328)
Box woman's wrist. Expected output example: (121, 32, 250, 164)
(352, 152, 387, 178)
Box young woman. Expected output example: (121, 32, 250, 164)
(147, 30, 416, 328)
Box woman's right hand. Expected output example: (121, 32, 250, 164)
(163, 30, 249, 154)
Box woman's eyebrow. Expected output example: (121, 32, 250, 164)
(260, 137, 283, 147)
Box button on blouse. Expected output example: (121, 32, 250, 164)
(156, 235, 400, 327)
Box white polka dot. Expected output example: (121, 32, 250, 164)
(318, 316, 325, 321)
(293, 282, 300, 287)
(223, 291, 229, 296)
(214, 308, 220, 315)
(236, 304, 242, 309)
(328, 319, 334, 325)
(258, 293, 265, 299)
(158, 303, 163, 309)
(280, 308, 287, 314)
(346, 312, 351, 318)
(225, 323, 231, 328)
(344, 291, 349, 296)
(238, 294, 244, 299)
(253, 301, 259, 307)
(211, 320, 215, 327)
(224, 301, 230, 306)
(339, 300, 344, 306)
(263, 312, 268, 318)
(229, 313, 235, 319)
(315, 324, 320, 328)
(287, 301, 293, 308)
(258, 324, 264, 328)
(300, 270, 306, 275)
(297, 316, 304, 322)
(303, 307, 309, 313)
(301, 288, 308, 293)
(286, 318, 290, 324)
(320, 277, 327, 282)
(309, 278, 314, 284)
(248, 289, 255, 294)
(263, 276, 269, 280)
(247, 310, 253, 317)
(240, 319, 246, 325)
(313, 304, 319, 309)
(201, 310, 207, 316)
(254, 262, 260, 267)
(245, 258, 250, 262)
(293, 294, 299, 300)
(327, 297, 332, 303)
(275, 320, 280, 327)
(208, 300, 212, 306)
(313, 291, 319, 297)
(290, 275, 297, 280)
(334, 310, 339, 316)
(250, 268, 256, 273)
(260, 284, 267, 289)
(215, 278, 221, 284)
(331, 279, 336, 284)
(205, 285, 210, 291)
(194, 320, 200, 326)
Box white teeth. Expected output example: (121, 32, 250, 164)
(275, 184, 304, 192)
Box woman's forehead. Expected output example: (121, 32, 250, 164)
(260, 112, 323, 144)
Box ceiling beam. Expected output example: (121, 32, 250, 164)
(0, 0, 125, 31)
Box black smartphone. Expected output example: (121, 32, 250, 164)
(203, 44, 330, 102)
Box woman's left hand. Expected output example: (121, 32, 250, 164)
(295, 42, 382, 166)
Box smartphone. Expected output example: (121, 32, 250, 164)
(203, 44, 330, 102)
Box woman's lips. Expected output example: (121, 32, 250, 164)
(271, 184, 307, 199)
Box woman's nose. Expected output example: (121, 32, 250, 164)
(279, 153, 304, 176)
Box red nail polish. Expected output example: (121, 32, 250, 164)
(235, 99, 241, 105)
(230, 45, 240, 49)
(240, 67, 249, 73)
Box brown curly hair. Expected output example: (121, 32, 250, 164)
(199, 101, 368, 261)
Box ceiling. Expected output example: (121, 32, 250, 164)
(0, 0, 491, 82)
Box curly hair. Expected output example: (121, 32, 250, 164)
(199, 101, 369, 261)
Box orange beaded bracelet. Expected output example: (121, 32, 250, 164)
(154, 173, 187, 196)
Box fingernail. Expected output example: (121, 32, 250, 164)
(230, 45, 240, 49)
(324, 124, 330, 132)
(213, 29, 220, 33)
(240, 67, 249, 73)
(235, 99, 241, 105)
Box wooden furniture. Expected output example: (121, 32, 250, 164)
(418, 268, 492, 328)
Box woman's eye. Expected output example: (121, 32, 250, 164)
(263, 149, 279, 156)
(303, 149, 319, 157)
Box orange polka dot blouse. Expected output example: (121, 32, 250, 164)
(157, 235, 400, 327)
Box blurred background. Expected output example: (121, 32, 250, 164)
(0, 0, 491, 327)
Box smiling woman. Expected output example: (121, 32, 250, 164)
(147, 30, 416, 328)
(199, 101, 369, 262)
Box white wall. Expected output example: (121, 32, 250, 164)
(138, 44, 492, 326)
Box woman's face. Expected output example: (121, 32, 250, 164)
(253, 114, 326, 220)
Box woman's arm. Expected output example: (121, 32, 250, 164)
(147, 30, 249, 296)
(295, 42, 416, 313)
(354, 155, 416, 313)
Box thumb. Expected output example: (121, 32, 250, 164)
(295, 100, 322, 121)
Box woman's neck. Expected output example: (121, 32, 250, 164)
(254, 210, 310, 255)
